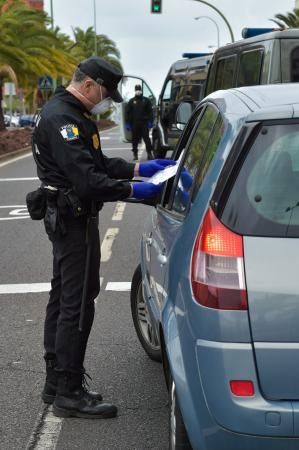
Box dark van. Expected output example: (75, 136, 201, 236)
(119, 53, 212, 157)
(205, 28, 299, 96)
(151, 53, 212, 157)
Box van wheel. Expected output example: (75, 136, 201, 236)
(153, 134, 166, 158)
(169, 374, 193, 450)
(130, 265, 162, 362)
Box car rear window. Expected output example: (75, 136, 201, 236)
(221, 122, 299, 237)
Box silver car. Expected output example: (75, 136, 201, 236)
(131, 83, 299, 449)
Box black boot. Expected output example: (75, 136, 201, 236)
(42, 361, 102, 404)
(53, 372, 117, 419)
(132, 150, 138, 161)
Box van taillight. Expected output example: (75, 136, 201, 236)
(191, 208, 247, 310)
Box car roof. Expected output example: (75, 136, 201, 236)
(206, 83, 299, 121)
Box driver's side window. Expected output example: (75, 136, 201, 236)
(169, 104, 222, 215)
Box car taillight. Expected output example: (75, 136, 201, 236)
(191, 208, 248, 310)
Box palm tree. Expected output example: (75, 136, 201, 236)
(0, 0, 76, 129)
(271, 8, 299, 29)
(72, 27, 122, 71)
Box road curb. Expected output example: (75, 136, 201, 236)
(0, 146, 31, 163)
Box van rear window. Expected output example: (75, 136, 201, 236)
(221, 123, 299, 237)
(215, 56, 237, 90)
(237, 49, 264, 86)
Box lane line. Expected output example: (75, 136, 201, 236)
(106, 282, 131, 291)
(0, 177, 38, 181)
(0, 152, 31, 168)
(0, 283, 51, 294)
(112, 202, 126, 221)
(26, 405, 62, 450)
(101, 227, 119, 262)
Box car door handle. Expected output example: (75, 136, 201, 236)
(158, 253, 168, 265)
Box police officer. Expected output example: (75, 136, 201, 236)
(32, 56, 175, 419)
(125, 84, 154, 161)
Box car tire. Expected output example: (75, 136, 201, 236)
(130, 264, 162, 362)
(152, 133, 166, 158)
(169, 373, 193, 450)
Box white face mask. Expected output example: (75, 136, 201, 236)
(91, 97, 113, 115)
(135, 90, 142, 96)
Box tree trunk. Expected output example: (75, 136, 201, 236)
(0, 81, 6, 131)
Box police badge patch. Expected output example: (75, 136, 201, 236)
(60, 124, 79, 141)
(92, 133, 100, 150)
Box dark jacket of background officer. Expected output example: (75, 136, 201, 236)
(31, 56, 173, 420)
(125, 84, 153, 161)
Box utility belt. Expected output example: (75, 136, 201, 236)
(26, 185, 100, 236)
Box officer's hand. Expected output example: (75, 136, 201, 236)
(130, 181, 163, 199)
(125, 122, 131, 131)
(139, 159, 176, 177)
(147, 121, 153, 129)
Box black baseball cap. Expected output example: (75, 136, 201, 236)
(78, 56, 123, 103)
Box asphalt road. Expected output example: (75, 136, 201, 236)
(0, 127, 169, 450)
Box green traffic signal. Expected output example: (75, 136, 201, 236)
(151, 0, 162, 13)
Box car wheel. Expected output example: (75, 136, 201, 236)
(169, 374, 193, 450)
(152, 133, 166, 158)
(130, 264, 162, 362)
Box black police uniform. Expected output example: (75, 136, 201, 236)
(126, 94, 153, 158)
(33, 86, 135, 377)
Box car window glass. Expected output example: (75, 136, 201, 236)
(170, 104, 219, 215)
(215, 56, 237, 90)
(222, 123, 299, 237)
(161, 107, 205, 207)
(162, 80, 172, 100)
(237, 49, 264, 86)
(192, 114, 225, 200)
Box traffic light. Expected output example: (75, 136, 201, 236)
(151, 0, 162, 14)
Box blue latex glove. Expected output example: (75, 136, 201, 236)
(180, 168, 193, 190)
(131, 181, 163, 199)
(139, 159, 176, 177)
(147, 121, 153, 129)
(125, 122, 131, 131)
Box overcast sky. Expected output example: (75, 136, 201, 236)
(44, 0, 295, 97)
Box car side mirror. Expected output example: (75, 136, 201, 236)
(175, 102, 193, 130)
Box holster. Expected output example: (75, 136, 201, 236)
(26, 187, 47, 220)
(44, 189, 66, 237)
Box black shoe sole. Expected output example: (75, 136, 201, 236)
(53, 405, 117, 419)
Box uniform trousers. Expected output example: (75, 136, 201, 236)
(44, 214, 100, 373)
(132, 122, 152, 153)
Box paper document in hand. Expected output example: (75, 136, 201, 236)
(149, 153, 183, 185)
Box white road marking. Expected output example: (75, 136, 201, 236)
(0, 177, 38, 181)
(26, 406, 63, 450)
(100, 136, 111, 140)
(0, 216, 29, 221)
(101, 227, 119, 262)
(102, 147, 131, 151)
(0, 205, 27, 208)
(0, 278, 134, 295)
(106, 282, 131, 291)
(0, 151, 31, 168)
(0, 283, 51, 294)
(112, 202, 126, 221)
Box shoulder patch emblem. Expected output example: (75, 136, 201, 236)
(60, 124, 79, 141)
(92, 133, 100, 150)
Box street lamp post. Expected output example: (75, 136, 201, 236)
(194, 16, 220, 48)
(50, 0, 54, 29)
(93, 0, 97, 55)
(192, 0, 234, 43)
